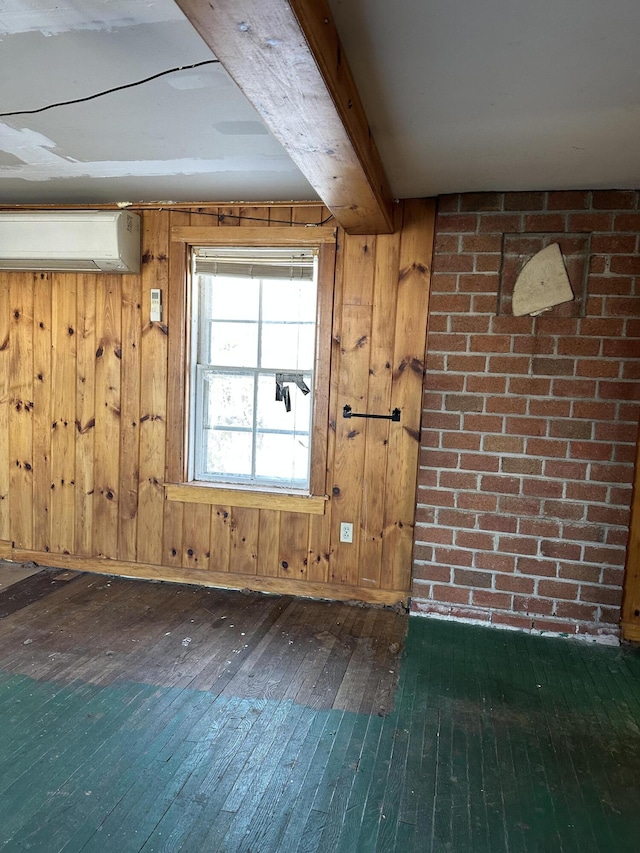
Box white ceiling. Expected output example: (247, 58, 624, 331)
(0, 0, 638, 205)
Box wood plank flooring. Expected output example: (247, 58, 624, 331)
(0, 567, 639, 851)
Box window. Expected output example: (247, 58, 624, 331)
(190, 246, 318, 491)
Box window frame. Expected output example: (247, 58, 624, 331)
(165, 225, 336, 513)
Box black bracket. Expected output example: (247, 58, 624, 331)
(343, 405, 401, 422)
(276, 372, 310, 413)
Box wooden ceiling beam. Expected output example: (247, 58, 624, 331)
(175, 0, 395, 234)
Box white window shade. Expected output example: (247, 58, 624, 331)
(193, 246, 316, 281)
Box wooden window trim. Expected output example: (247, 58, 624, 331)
(165, 226, 336, 514)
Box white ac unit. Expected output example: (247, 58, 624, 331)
(0, 211, 141, 274)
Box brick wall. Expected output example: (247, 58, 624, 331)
(413, 190, 640, 640)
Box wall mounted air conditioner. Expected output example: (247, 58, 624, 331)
(0, 211, 141, 274)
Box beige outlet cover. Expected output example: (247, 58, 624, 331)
(512, 243, 574, 316)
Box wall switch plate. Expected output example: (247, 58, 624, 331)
(150, 288, 162, 322)
(340, 522, 353, 543)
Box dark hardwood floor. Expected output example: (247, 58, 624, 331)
(0, 565, 638, 852)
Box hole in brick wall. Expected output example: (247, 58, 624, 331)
(498, 232, 590, 317)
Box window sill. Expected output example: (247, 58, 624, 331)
(164, 483, 328, 515)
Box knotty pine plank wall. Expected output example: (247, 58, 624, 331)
(0, 200, 434, 605)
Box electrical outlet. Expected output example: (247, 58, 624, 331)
(150, 288, 162, 322)
(340, 522, 353, 544)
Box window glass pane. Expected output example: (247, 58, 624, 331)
(255, 432, 309, 485)
(209, 321, 258, 368)
(203, 429, 252, 478)
(204, 372, 253, 429)
(256, 373, 311, 434)
(260, 323, 315, 371)
(262, 280, 317, 323)
(206, 276, 259, 321)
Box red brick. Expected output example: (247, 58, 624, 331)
(447, 354, 488, 372)
(434, 547, 475, 568)
(614, 444, 636, 464)
(477, 514, 519, 533)
(508, 377, 551, 396)
(427, 333, 467, 352)
(460, 192, 503, 212)
(469, 335, 512, 353)
(460, 453, 500, 473)
(543, 500, 585, 520)
(449, 606, 492, 622)
(513, 335, 554, 355)
(598, 608, 622, 626)
(456, 530, 496, 551)
(478, 214, 523, 233)
(475, 255, 502, 273)
(585, 296, 604, 315)
(534, 317, 580, 336)
(424, 373, 465, 392)
(588, 256, 607, 274)
(429, 293, 472, 312)
(483, 435, 525, 454)
(501, 457, 543, 476)
(622, 361, 640, 380)
(549, 420, 592, 439)
(423, 391, 444, 410)
(437, 195, 460, 213)
(557, 563, 601, 584)
(498, 536, 538, 556)
(492, 316, 536, 335)
(433, 253, 475, 274)
(466, 375, 507, 394)
(606, 528, 629, 547)
(543, 459, 588, 480)
(489, 356, 531, 374)
(540, 540, 582, 561)
(462, 234, 503, 252)
(529, 399, 571, 418)
(606, 297, 640, 317)
(463, 414, 505, 432)
(458, 273, 499, 292)
(472, 589, 512, 609)
(495, 574, 535, 594)
(475, 552, 516, 572)
(532, 618, 577, 634)
(599, 381, 640, 401)
(579, 585, 623, 607)
(614, 213, 640, 231)
(556, 337, 600, 356)
(415, 526, 454, 546)
(417, 487, 455, 508)
(480, 474, 521, 494)
(555, 601, 598, 622)
(499, 496, 543, 517)
(575, 359, 620, 378)
(587, 505, 630, 526)
(486, 397, 528, 415)
(590, 234, 637, 253)
(565, 482, 607, 503)
(580, 318, 625, 337)
(553, 378, 598, 398)
(607, 485, 633, 507)
(441, 432, 481, 452)
(415, 506, 436, 524)
(527, 438, 568, 458)
(547, 190, 589, 210)
(515, 596, 555, 616)
(450, 316, 492, 333)
(420, 449, 458, 469)
(538, 579, 578, 600)
(426, 316, 448, 332)
(438, 509, 476, 529)
(589, 276, 634, 297)
(591, 190, 637, 209)
(439, 471, 479, 490)
(562, 523, 607, 543)
(413, 565, 452, 583)
(572, 401, 616, 420)
(472, 294, 500, 314)
(522, 479, 563, 498)
(531, 357, 575, 376)
(456, 492, 499, 512)
(505, 417, 547, 437)
(569, 441, 613, 462)
(444, 394, 483, 412)
(453, 568, 493, 588)
(568, 212, 613, 231)
(437, 213, 478, 232)
(432, 584, 471, 604)
(524, 213, 566, 231)
(434, 234, 460, 253)
(516, 557, 557, 577)
(492, 613, 534, 630)
(518, 518, 561, 538)
(602, 566, 625, 584)
(501, 191, 545, 210)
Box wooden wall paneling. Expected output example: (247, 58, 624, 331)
(137, 212, 169, 565)
(278, 510, 310, 580)
(163, 209, 191, 568)
(382, 198, 435, 591)
(50, 273, 77, 554)
(9, 274, 34, 550)
(92, 276, 122, 558)
(330, 232, 375, 584)
(0, 274, 10, 540)
(209, 504, 232, 572)
(74, 274, 97, 556)
(31, 272, 52, 553)
(358, 206, 404, 588)
(257, 509, 280, 576)
(117, 272, 142, 562)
